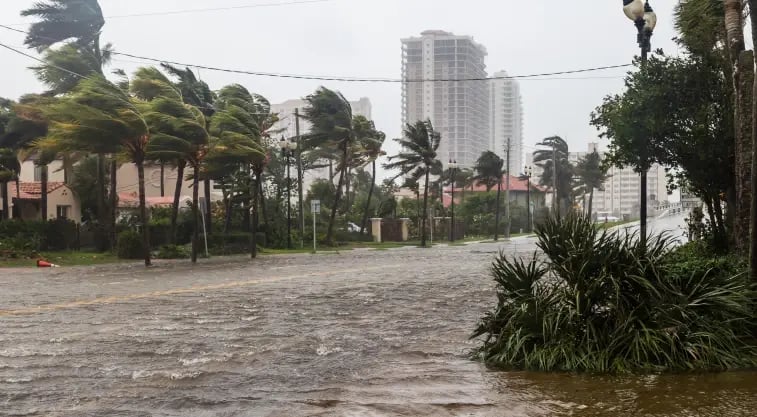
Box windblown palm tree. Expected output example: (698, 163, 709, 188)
(350, 116, 386, 234)
(385, 120, 442, 247)
(534, 136, 573, 216)
(130, 67, 211, 263)
(574, 150, 609, 217)
(23, 0, 115, 248)
(474, 151, 506, 240)
(210, 85, 266, 258)
(303, 87, 355, 245)
(36, 76, 152, 266)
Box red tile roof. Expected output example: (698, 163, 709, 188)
(444, 175, 545, 193)
(118, 192, 178, 208)
(13, 182, 67, 200)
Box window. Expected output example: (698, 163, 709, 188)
(34, 165, 44, 182)
(56, 205, 71, 220)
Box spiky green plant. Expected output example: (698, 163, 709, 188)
(473, 214, 757, 373)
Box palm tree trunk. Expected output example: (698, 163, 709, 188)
(1, 182, 8, 221)
(749, 0, 757, 280)
(360, 160, 377, 234)
(223, 192, 232, 233)
(588, 188, 594, 219)
(494, 181, 502, 241)
(40, 164, 48, 221)
(204, 177, 212, 235)
(259, 179, 268, 230)
(109, 158, 118, 250)
(96, 153, 106, 247)
(243, 166, 251, 232)
(160, 162, 165, 197)
(326, 142, 348, 245)
(137, 159, 151, 267)
(191, 166, 200, 264)
(421, 168, 430, 247)
(14, 179, 20, 219)
(251, 171, 260, 259)
(171, 160, 185, 245)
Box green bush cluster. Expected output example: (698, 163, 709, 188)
(116, 230, 144, 259)
(156, 244, 189, 259)
(0, 219, 79, 257)
(472, 214, 757, 373)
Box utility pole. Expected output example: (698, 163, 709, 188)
(553, 143, 559, 217)
(505, 137, 511, 240)
(295, 108, 304, 249)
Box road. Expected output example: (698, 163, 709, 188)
(3, 214, 756, 417)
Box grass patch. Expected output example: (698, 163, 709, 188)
(0, 251, 122, 268)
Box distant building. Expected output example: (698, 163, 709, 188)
(7, 181, 81, 223)
(489, 71, 524, 174)
(401, 30, 490, 168)
(271, 97, 374, 190)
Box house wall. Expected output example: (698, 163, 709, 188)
(47, 185, 82, 223)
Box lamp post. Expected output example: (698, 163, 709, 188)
(623, 0, 657, 242)
(279, 137, 298, 249)
(521, 166, 533, 233)
(448, 159, 458, 242)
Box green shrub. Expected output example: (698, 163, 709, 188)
(117, 230, 144, 259)
(207, 232, 251, 255)
(0, 219, 78, 252)
(156, 244, 189, 259)
(472, 214, 757, 373)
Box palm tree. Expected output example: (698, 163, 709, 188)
(574, 150, 609, 217)
(36, 76, 152, 266)
(474, 151, 506, 240)
(161, 64, 217, 233)
(351, 116, 386, 234)
(210, 85, 266, 258)
(455, 168, 474, 204)
(23, 0, 114, 243)
(131, 67, 211, 263)
(534, 136, 573, 216)
(385, 120, 442, 247)
(0, 149, 19, 220)
(303, 87, 355, 245)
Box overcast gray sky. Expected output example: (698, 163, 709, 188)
(0, 0, 681, 178)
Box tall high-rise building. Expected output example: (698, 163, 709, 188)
(401, 30, 489, 168)
(489, 71, 524, 174)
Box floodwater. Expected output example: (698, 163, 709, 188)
(1, 216, 756, 416)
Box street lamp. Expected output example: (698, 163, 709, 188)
(520, 166, 533, 233)
(279, 137, 298, 249)
(623, 0, 657, 242)
(448, 159, 458, 242)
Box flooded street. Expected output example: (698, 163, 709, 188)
(1, 233, 756, 416)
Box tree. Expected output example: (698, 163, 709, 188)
(23, 0, 115, 249)
(352, 116, 386, 234)
(303, 87, 355, 245)
(455, 168, 475, 204)
(474, 151, 506, 240)
(37, 76, 152, 266)
(385, 120, 442, 247)
(161, 64, 217, 233)
(533, 136, 573, 216)
(749, 0, 757, 279)
(0, 148, 19, 220)
(209, 85, 266, 258)
(131, 67, 210, 263)
(574, 150, 609, 217)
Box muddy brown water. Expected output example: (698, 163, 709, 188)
(1, 236, 755, 416)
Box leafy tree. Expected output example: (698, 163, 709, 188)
(533, 136, 573, 216)
(574, 150, 609, 216)
(385, 120, 442, 247)
(474, 151, 506, 240)
(70, 155, 108, 222)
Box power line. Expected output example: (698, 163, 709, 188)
(0, 24, 632, 83)
(1, 0, 333, 26)
(0, 42, 86, 80)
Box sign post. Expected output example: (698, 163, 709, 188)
(311, 200, 320, 253)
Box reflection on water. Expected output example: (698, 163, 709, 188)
(1, 233, 755, 416)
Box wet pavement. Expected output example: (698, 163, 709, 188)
(1, 214, 756, 416)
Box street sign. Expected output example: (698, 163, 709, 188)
(311, 200, 321, 213)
